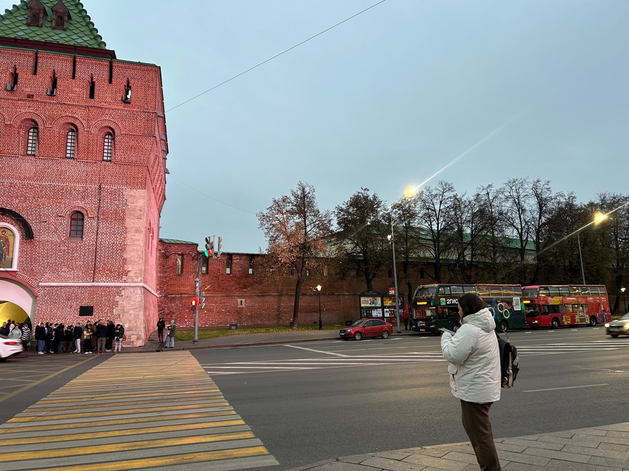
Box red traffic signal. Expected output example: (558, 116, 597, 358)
(191, 297, 199, 307)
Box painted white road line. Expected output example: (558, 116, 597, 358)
(284, 344, 349, 357)
(523, 383, 608, 393)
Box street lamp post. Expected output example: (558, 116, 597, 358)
(316, 285, 322, 330)
(577, 231, 586, 285)
(622, 287, 626, 313)
(388, 220, 401, 334)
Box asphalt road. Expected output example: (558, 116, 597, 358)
(1, 326, 628, 471)
(191, 327, 629, 470)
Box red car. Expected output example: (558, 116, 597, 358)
(339, 318, 393, 340)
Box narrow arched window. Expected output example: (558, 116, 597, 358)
(103, 132, 113, 161)
(65, 129, 76, 159)
(69, 211, 84, 238)
(26, 125, 38, 155)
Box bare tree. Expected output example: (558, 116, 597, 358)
(501, 178, 533, 283)
(416, 181, 456, 283)
(529, 179, 561, 284)
(334, 188, 389, 292)
(391, 194, 423, 303)
(450, 192, 487, 283)
(257, 182, 332, 328)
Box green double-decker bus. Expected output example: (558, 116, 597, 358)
(411, 283, 526, 334)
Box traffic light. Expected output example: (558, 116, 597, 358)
(204, 236, 213, 258)
(217, 237, 222, 257)
(201, 294, 206, 309)
(191, 297, 199, 307)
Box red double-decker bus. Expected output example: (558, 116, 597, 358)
(522, 285, 611, 329)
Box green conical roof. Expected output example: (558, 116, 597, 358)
(0, 0, 106, 49)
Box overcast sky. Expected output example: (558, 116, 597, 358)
(87, 0, 629, 253)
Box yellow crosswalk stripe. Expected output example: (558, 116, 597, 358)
(9, 401, 230, 422)
(37, 388, 220, 403)
(29, 394, 224, 411)
(2, 430, 256, 462)
(30, 446, 270, 471)
(0, 410, 237, 434)
(0, 419, 245, 445)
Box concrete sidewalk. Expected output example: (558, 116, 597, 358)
(292, 423, 629, 470)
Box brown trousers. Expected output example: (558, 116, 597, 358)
(460, 400, 501, 471)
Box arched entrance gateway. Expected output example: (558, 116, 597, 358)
(0, 279, 35, 325)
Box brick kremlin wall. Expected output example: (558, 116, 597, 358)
(157, 240, 430, 329)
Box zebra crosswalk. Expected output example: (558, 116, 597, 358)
(0, 351, 278, 471)
(201, 339, 629, 375)
(202, 351, 447, 375)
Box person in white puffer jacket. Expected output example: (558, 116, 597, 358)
(441, 293, 501, 471)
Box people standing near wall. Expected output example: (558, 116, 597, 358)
(8, 323, 20, 339)
(73, 323, 83, 353)
(20, 323, 31, 350)
(83, 323, 93, 354)
(54, 323, 65, 353)
(96, 320, 107, 354)
(113, 324, 124, 353)
(64, 325, 74, 353)
(35, 322, 45, 354)
(44, 322, 54, 354)
(440, 293, 501, 471)
(165, 320, 176, 348)
(105, 320, 115, 352)
(157, 317, 165, 344)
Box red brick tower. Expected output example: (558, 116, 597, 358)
(0, 0, 168, 346)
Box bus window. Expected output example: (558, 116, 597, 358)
(522, 288, 538, 297)
(490, 287, 503, 297)
(559, 287, 570, 296)
(525, 304, 540, 317)
(571, 286, 581, 295)
(589, 287, 601, 295)
(549, 287, 561, 296)
(415, 286, 437, 298)
(438, 307, 454, 320)
(438, 286, 451, 296)
(580, 287, 591, 295)
(539, 287, 550, 296)
(477, 286, 489, 297)
(544, 305, 560, 314)
(450, 286, 463, 296)
(463, 286, 477, 293)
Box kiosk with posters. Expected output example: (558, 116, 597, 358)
(359, 291, 383, 319)
(383, 293, 404, 324)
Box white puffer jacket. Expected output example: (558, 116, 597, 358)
(440, 308, 501, 403)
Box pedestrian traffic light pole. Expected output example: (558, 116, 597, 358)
(194, 236, 223, 344)
(194, 256, 203, 344)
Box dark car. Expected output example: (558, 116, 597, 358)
(339, 318, 393, 340)
(606, 313, 629, 337)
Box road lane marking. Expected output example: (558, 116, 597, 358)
(284, 344, 349, 356)
(523, 383, 608, 393)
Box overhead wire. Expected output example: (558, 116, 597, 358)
(166, 0, 387, 113)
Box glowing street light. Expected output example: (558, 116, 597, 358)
(389, 186, 419, 334)
(316, 285, 322, 330)
(577, 212, 608, 285)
